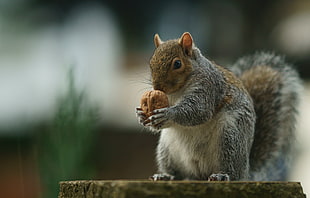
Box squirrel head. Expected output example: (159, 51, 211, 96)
(150, 32, 194, 94)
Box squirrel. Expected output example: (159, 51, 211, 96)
(136, 32, 302, 181)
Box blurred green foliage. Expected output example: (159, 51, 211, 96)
(36, 68, 99, 198)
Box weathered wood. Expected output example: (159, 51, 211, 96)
(58, 180, 306, 198)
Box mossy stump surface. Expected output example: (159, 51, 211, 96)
(58, 180, 306, 198)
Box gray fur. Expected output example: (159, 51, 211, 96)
(231, 52, 302, 180)
(137, 47, 301, 181)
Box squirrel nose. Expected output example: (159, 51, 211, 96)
(153, 84, 160, 90)
(153, 82, 162, 91)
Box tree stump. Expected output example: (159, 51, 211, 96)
(58, 180, 306, 198)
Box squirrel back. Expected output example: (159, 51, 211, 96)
(231, 52, 302, 180)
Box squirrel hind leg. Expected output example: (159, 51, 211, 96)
(208, 173, 230, 181)
(149, 173, 176, 181)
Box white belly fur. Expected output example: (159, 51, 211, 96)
(159, 114, 224, 178)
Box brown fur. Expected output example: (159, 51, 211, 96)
(214, 64, 248, 112)
(150, 40, 193, 94)
(240, 65, 281, 93)
(154, 34, 163, 48)
(240, 65, 282, 169)
(178, 32, 193, 56)
(215, 64, 245, 91)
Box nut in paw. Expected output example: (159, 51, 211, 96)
(140, 90, 169, 118)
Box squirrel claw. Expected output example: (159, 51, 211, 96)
(135, 107, 147, 125)
(146, 114, 165, 125)
(152, 107, 168, 114)
(135, 107, 145, 116)
(149, 173, 175, 181)
(208, 173, 230, 181)
(144, 108, 168, 129)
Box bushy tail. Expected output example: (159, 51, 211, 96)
(231, 52, 302, 181)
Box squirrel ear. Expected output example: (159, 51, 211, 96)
(154, 34, 163, 48)
(179, 32, 193, 56)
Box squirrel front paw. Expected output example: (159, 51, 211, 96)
(136, 107, 170, 131)
(136, 107, 147, 126)
(144, 107, 170, 130)
(208, 173, 230, 181)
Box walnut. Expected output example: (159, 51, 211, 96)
(140, 90, 169, 117)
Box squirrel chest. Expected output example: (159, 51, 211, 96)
(159, 111, 230, 178)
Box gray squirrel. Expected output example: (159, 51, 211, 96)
(136, 32, 302, 181)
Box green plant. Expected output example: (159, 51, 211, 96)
(36, 68, 98, 198)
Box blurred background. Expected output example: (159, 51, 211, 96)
(1, 0, 310, 197)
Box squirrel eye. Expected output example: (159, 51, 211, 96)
(173, 60, 182, 69)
